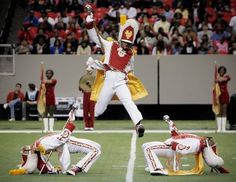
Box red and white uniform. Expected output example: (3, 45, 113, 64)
(36, 135, 101, 174)
(86, 24, 143, 125)
(67, 136, 101, 172)
(34, 122, 75, 173)
(142, 121, 205, 174)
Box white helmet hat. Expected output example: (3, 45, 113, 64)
(202, 139, 224, 168)
(118, 19, 139, 44)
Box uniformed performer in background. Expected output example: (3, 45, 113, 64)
(79, 65, 95, 130)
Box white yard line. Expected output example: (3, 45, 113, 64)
(126, 131, 137, 182)
(0, 129, 236, 133)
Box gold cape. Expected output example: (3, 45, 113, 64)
(90, 69, 148, 101)
(166, 152, 204, 175)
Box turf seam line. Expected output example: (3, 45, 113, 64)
(126, 131, 136, 182)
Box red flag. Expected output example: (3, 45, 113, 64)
(212, 63, 221, 115)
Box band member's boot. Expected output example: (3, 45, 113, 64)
(216, 117, 221, 133)
(49, 118, 54, 132)
(43, 118, 48, 133)
(221, 117, 227, 132)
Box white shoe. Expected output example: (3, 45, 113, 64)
(3, 103, 8, 109)
(9, 118, 15, 122)
(66, 166, 81, 176)
(151, 169, 168, 176)
(22, 117, 26, 121)
(145, 167, 149, 172)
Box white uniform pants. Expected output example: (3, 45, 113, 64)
(67, 136, 101, 172)
(95, 71, 143, 125)
(37, 128, 73, 172)
(142, 142, 174, 173)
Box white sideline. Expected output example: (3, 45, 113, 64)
(126, 132, 136, 182)
(0, 129, 236, 133)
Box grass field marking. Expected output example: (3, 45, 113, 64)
(1, 130, 236, 134)
(126, 131, 137, 182)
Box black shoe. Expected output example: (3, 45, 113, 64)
(136, 124, 145, 137)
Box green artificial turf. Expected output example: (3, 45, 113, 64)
(0, 120, 235, 182)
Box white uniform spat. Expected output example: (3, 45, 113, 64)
(85, 14, 143, 126)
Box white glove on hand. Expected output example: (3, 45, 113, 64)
(86, 13, 94, 23)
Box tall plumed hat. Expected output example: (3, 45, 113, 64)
(119, 19, 139, 44)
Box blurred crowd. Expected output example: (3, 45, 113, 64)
(15, 0, 236, 55)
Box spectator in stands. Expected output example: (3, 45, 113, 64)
(15, 39, 33, 54)
(137, 39, 150, 54)
(169, 13, 185, 35)
(98, 26, 110, 39)
(169, 27, 184, 47)
(197, 24, 213, 43)
(137, 30, 153, 51)
(181, 37, 198, 54)
(153, 15, 170, 34)
(183, 25, 197, 46)
(213, 36, 229, 54)
(33, 0, 50, 12)
(3, 83, 24, 122)
(228, 35, 236, 55)
(63, 32, 78, 52)
(32, 36, 50, 54)
(42, 69, 57, 132)
(215, 66, 231, 132)
(49, 29, 64, 47)
(175, 2, 189, 20)
(17, 24, 35, 44)
(169, 35, 183, 55)
(50, 39, 64, 54)
(198, 34, 213, 54)
(22, 83, 40, 121)
(198, 18, 213, 31)
(163, 4, 174, 22)
(64, 42, 76, 54)
(152, 37, 168, 57)
(38, 11, 58, 28)
(79, 64, 95, 130)
(229, 41, 236, 55)
(229, 15, 236, 35)
(123, 1, 138, 19)
(76, 40, 91, 55)
(157, 27, 169, 44)
(24, 10, 39, 27)
(54, 17, 67, 34)
(107, 2, 120, 22)
(211, 23, 230, 42)
(33, 28, 49, 45)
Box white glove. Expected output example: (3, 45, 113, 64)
(85, 13, 94, 23)
(86, 56, 95, 67)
